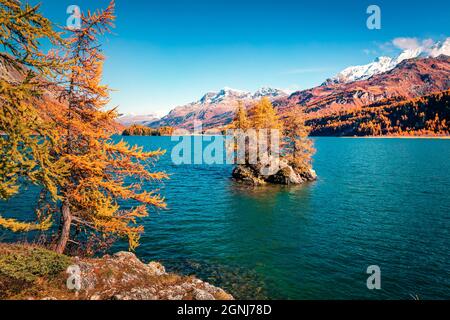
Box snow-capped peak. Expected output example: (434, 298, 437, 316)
(395, 48, 423, 64)
(428, 38, 450, 57)
(199, 87, 251, 104)
(326, 56, 394, 85)
(325, 38, 450, 85)
(221, 86, 248, 94)
(116, 113, 160, 126)
(252, 87, 288, 99)
(199, 87, 287, 104)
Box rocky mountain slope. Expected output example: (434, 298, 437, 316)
(324, 38, 450, 84)
(283, 55, 450, 117)
(154, 55, 450, 132)
(152, 87, 288, 129)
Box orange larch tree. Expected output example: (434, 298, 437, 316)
(282, 107, 315, 173)
(0, 0, 66, 232)
(54, 1, 167, 254)
(248, 97, 282, 131)
(232, 101, 249, 130)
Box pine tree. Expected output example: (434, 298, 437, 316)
(53, 1, 167, 254)
(283, 107, 315, 173)
(0, 0, 66, 232)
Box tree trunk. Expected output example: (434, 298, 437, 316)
(55, 201, 72, 254)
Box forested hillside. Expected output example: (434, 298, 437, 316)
(308, 90, 450, 136)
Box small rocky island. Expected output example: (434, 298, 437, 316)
(230, 98, 317, 186)
(233, 161, 317, 186)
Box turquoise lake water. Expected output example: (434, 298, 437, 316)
(1, 137, 450, 299)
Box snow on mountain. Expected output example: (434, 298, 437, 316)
(329, 56, 395, 84)
(395, 48, 423, 64)
(153, 87, 288, 129)
(252, 87, 288, 99)
(325, 38, 450, 85)
(198, 87, 286, 105)
(116, 113, 160, 126)
(150, 55, 450, 130)
(199, 87, 252, 104)
(428, 38, 450, 57)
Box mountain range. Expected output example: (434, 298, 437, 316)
(150, 87, 289, 129)
(129, 40, 450, 134)
(283, 55, 450, 115)
(3, 44, 449, 137)
(116, 113, 161, 126)
(146, 54, 450, 133)
(324, 38, 450, 84)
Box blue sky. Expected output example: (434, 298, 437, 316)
(31, 0, 450, 115)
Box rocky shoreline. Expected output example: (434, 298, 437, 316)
(0, 244, 233, 300)
(232, 161, 317, 186)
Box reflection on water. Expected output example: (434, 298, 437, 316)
(229, 181, 313, 199)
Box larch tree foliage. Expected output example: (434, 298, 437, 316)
(248, 97, 282, 161)
(228, 101, 250, 164)
(229, 98, 283, 165)
(283, 107, 315, 173)
(55, 1, 167, 254)
(248, 97, 282, 131)
(0, 0, 66, 232)
(232, 101, 249, 130)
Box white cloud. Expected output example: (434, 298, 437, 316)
(428, 38, 450, 57)
(392, 37, 421, 51)
(391, 37, 450, 57)
(422, 38, 435, 48)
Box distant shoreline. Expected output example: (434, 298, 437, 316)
(120, 133, 450, 139)
(338, 136, 450, 139)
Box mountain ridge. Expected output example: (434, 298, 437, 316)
(116, 113, 161, 126)
(151, 86, 288, 129)
(150, 55, 450, 131)
(323, 38, 450, 85)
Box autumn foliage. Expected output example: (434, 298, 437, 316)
(308, 90, 450, 136)
(231, 101, 250, 130)
(123, 125, 175, 136)
(0, 0, 66, 232)
(0, 1, 167, 254)
(282, 107, 315, 173)
(248, 97, 282, 131)
(230, 97, 315, 174)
